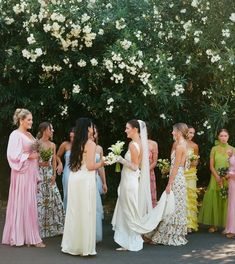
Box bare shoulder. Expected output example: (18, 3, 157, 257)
(60, 141, 69, 148)
(86, 139, 96, 148)
(129, 141, 139, 152)
(175, 143, 185, 153)
(50, 142, 56, 149)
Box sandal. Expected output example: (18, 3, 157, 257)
(116, 247, 128, 251)
(208, 226, 217, 233)
(226, 233, 235, 239)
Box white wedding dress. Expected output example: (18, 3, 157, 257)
(112, 139, 175, 251)
(61, 154, 96, 255)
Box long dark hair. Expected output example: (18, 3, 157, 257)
(69, 118, 93, 171)
(37, 122, 51, 139)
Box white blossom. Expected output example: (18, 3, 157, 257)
(116, 18, 126, 30)
(183, 20, 192, 32)
(211, 54, 221, 63)
(191, 0, 199, 8)
(104, 59, 113, 73)
(50, 13, 66, 23)
(90, 58, 98, 66)
(27, 34, 36, 44)
(43, 24, 51, 32)
(81, 13, 91, 23)
(197, 131, 204, 136)
(160, 114, 166, 120)
(4, 17, 14, 25)
(107, 98, 114, 105)
(171, 84, 185, 96)
(110, 73, 124, 83)
(72, 84, 81, 94)
(120, 39, 132, 50)
(60, 105, 68, 116)
(222, 29, 230, 38)
(77, 59, 87, 67)
(106, 105, 114, 113)
(98, 29, 104, 35)
(229, 13, 235, 22)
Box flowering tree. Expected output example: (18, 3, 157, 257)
(0, 0, 235, 197)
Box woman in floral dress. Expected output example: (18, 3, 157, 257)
(144, 123, 188, 246)
(37, 122, 64, 238)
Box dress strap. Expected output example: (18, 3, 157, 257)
(131, 142, 140, 154)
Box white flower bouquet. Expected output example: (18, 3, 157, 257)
(107, 141, 125, 172)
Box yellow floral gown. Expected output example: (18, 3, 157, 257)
(184, 148, 198, 231)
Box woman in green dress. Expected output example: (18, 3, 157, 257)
(199, 129, 233, 232)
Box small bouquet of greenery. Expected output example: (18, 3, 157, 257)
(189, 153, 200, 162)
(157, 158, 170, 179)
(39, 148, 53, 162)
(217, 167, 229, 178)
(219, 186, 228, 199)
(107, 141, 125, 172)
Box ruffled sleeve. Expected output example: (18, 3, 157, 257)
(7, 131, 30, 171)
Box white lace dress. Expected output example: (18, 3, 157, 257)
(145, 151, 188, 246)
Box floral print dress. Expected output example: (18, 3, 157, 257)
(37, 152, 64, 238)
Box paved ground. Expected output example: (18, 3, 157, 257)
(0, 208, 235, 264)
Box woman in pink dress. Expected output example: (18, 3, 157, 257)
(2, 109, 45, 247)
(225, 149, 235, 238)
(147, 124, 158, 207)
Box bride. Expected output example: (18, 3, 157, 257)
(111, 119, 175, 251)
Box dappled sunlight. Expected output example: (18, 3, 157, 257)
(182, 243, 235, 263)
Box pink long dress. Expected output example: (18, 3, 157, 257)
(149, 149, 157, 207)
(225, 155, 235, 234)
(2, 130, 42, 246)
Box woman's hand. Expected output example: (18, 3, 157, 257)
(191, 160, 198, 167)
(39, 161, 50, 167)
(51, 175, 56, 186)
(215, 176, 222, 186)
(29, 152, 39, 160)
(165, 183, 171, 194)
(102, 183, 108, 194)
(57, 162, 63, 175)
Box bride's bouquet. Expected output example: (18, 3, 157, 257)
(105, 141, 125, 172)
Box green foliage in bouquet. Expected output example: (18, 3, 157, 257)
(217, 167, 229, 178)
(219, 186, 228, 199)
(39, 148, 53, 162)
(157, 158, 170, 179)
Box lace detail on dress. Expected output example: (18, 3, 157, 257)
(145, 151, 188, 246)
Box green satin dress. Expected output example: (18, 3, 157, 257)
(198, 143, 233, 228)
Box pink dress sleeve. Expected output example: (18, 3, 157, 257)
(7, 131, 30, 171)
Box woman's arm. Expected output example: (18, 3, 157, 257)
(210, 154, 221, 185)
(171, 141, 177, 154)
(150, 141, 158, 170)
(86, 141, 104, 171)
(166, 145, 184, 194)
(56, 142, 67, 174)
(51, 143, 57, 185)
(97, 146, 108, 194)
